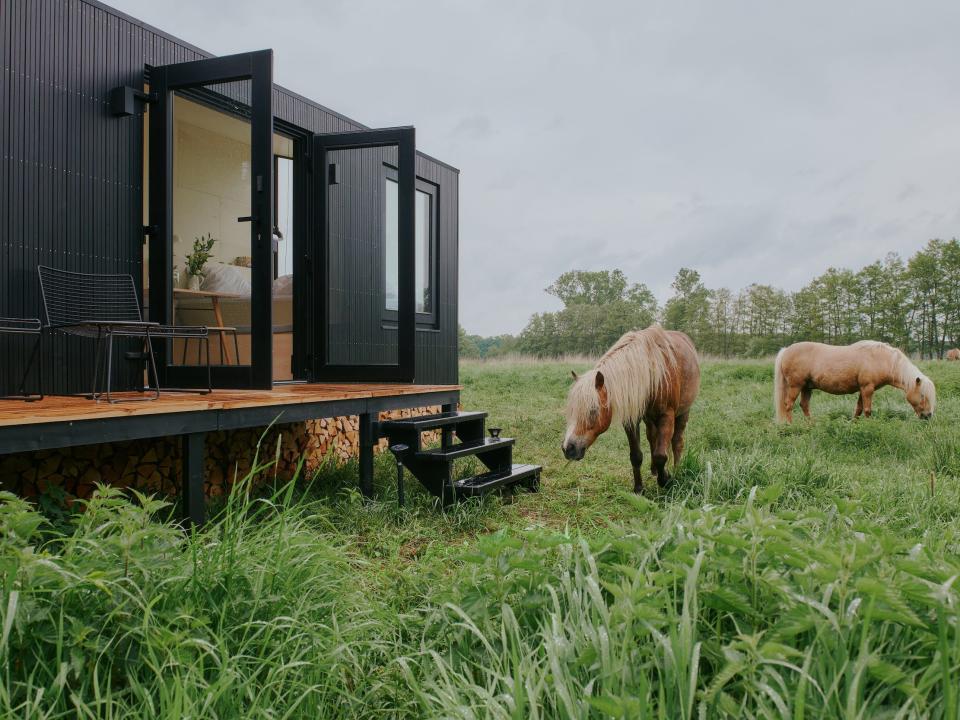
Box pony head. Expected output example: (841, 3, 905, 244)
(906, 374, 936, 419)
(562, 369, 613, 460)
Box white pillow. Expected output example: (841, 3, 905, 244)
(202, 263, 251, 296)
(273, 274, 294, 297)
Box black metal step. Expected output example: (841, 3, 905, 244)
(416, 436, 514, 461)
(380, 410, 486, 433)
(454, 463, 541, 498)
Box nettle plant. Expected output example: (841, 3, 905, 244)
(185, 232, 217, 279)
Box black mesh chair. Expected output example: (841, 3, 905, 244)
(0, 317, 43, 401)
(38, 266, 211, 402)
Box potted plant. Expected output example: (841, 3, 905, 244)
(184, 233, 217, 290)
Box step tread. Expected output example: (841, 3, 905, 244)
(454, 463, 541, 497)
(416, 436, 514, 461)
(380, 410, 486, 432)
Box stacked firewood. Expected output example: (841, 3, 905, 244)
(0, 407, 442, 503)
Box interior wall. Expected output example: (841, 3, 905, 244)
(173, 97, 245, 274)
(143, 96, 295, 282)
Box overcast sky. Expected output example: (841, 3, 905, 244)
(113, 0, 960, 336)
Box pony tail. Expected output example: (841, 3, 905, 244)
(773, 348, 788, 423)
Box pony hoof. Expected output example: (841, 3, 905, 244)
(633, 483, 644, 495)
(657, 475, 674, 490)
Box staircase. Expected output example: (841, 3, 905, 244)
(380, 411, 541, 503)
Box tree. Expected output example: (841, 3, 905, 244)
(457, 325, 481, 359)
(663, 268, 710, 345)
(545, 270, 630, 307)
(503, 243, 952, 359)
(908, 241, 947, 358)
(519, 270, 658, 356)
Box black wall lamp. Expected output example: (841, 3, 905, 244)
(109, 86, 156, 117)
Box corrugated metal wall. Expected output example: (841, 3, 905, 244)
(0, 0, 459, 393)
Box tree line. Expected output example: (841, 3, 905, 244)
(460, 238, 960, 359)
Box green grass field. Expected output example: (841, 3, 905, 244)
(3, 358, 960, 718)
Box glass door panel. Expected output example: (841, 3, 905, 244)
(148, 51, 274, 389)
(169, 87, 254, 370)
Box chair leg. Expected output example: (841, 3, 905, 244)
(204, 335, 212, 393)
(232, 330, 240, 367)
(144, 333, 161, 401)
(181, 335, 189, 366)
(15, 332, 43, 401)
(36, 330, 43, 400)
(104, 332, 115, 403)
(90, 328, 106, 399)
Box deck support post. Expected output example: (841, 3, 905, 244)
(181, 432, 206, 526)
(358, 412, 375, 499)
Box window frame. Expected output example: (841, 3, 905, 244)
(382, 164, 439, 329)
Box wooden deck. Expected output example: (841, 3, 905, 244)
(0, 382, 462, 524)
(0, 383, 461, 429)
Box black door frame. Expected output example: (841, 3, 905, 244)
(269, 120, 312, 384)
(311, 127, 416, 382)
(148, 50, 275, 389)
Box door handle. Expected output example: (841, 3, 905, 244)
(237, 215, 258, 223)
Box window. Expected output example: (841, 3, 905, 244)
(384, 171, 437, 322)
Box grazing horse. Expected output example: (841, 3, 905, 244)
(562, 325, 700, 492)
(774, 340, 936, 422)
(947, 348, 960, 361)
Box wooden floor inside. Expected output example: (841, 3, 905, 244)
(0, 383, 461, 428)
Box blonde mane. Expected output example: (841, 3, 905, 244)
(566, 325, 673, 426)
(853, 340, 937, 412)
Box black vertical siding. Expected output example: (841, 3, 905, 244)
(0, 0, 458, 393)
(413, 154, 459, 384)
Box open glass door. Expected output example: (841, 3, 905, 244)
(148, 51, 274, 389)
(311, 128, 416, 382)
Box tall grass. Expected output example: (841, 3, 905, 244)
(2, 358, 959, 717)
(401, 489, 960, 718)
(0, 475, 403, 718)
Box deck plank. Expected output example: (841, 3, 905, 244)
(0, 384, 461, 428)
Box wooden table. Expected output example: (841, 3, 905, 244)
(173, 288, 243, 365)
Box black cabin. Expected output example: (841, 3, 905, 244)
(1, 0, 460, 395)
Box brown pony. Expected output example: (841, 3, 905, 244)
(947, 348, 960, 361)
(562, 325, 700, 492)
(774, 340, 936, 422)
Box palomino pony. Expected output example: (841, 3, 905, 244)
(774, 340, 936, 422)
(947, 348, 960, 361)
(562, 325, 700, 492)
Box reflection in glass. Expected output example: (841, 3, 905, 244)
(272, 154, 295, 381)
(385, 179, 432, 314)
(170, 90, 253, 369)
